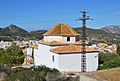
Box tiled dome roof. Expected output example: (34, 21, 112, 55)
(44, 22, 79, 36)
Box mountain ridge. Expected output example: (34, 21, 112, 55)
(101, 25, 120, 34)
(0, 24, 120, 41)
(0, 24, 120, 35)
(0, 24, 28, 37)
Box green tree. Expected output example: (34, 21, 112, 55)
(0, 42, 24, 66)
(99, 57, 120, 69)
(0, 48, 5, 57)
(98, 52, 119, 70)
(117, 44, 120, 56)
(99, 52, 118, 64)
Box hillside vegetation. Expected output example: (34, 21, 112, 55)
(0, 65, 79, 81)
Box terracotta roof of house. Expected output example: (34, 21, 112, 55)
(39, 40, 83, 46)
(43, 22, 79, 36)
(50, 45, 98, 54)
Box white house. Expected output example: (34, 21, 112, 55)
(0, 41, 11, 49)
(29, 22, 99, 72)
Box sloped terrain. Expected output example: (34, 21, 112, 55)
(91, 68, 120, 81)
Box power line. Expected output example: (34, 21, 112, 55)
(77, 10, 92, 72)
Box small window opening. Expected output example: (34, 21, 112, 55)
(52, 55, 55, 62)
(67, 37, 70, 41)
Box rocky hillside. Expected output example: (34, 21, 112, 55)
(74, 25, 120, 35)
(0, 24, 28, 36)
(74, 27, 108, 36)
(0, 24, 46, 40)
(101, 25, 120, 34)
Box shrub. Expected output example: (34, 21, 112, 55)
(99, 57, 120, 69)
(4, 66, 60, 81)
(99, 52, 118, 64)
(98, 52, 120, 70)
(0, 64, 11, 76)
(0, 42, 25, 67)
(0, 64, 11, 81)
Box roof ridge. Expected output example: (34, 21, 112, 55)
(60, 23, 62, 35)
(43, 23, 59, 35)
(64, 23, 78, 35)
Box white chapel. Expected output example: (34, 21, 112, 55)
(27, 22, 99, 72)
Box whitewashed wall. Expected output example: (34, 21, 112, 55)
(50, 52, 59, 69)
(44, 36, 76, 42)
(58, 54, 81, 72)
(58, 52, 98, 72)
(86, 52, 98, 72)
(70, 37, 76, 42)
(34, 44, 59, 69)
(44, 36, 63, 42)
(27, 48, 33, 56)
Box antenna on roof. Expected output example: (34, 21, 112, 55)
(76, 10, 93, 72)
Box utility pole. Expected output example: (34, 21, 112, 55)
(77, 10, 92, 72)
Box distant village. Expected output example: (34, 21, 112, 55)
(0, 39, 117, 54)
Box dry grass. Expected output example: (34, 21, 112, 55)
(91, 68, 120, 81)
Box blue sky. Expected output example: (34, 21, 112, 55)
(0, 0, 120, 31)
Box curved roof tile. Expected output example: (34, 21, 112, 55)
(44, 22, 79, 36)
